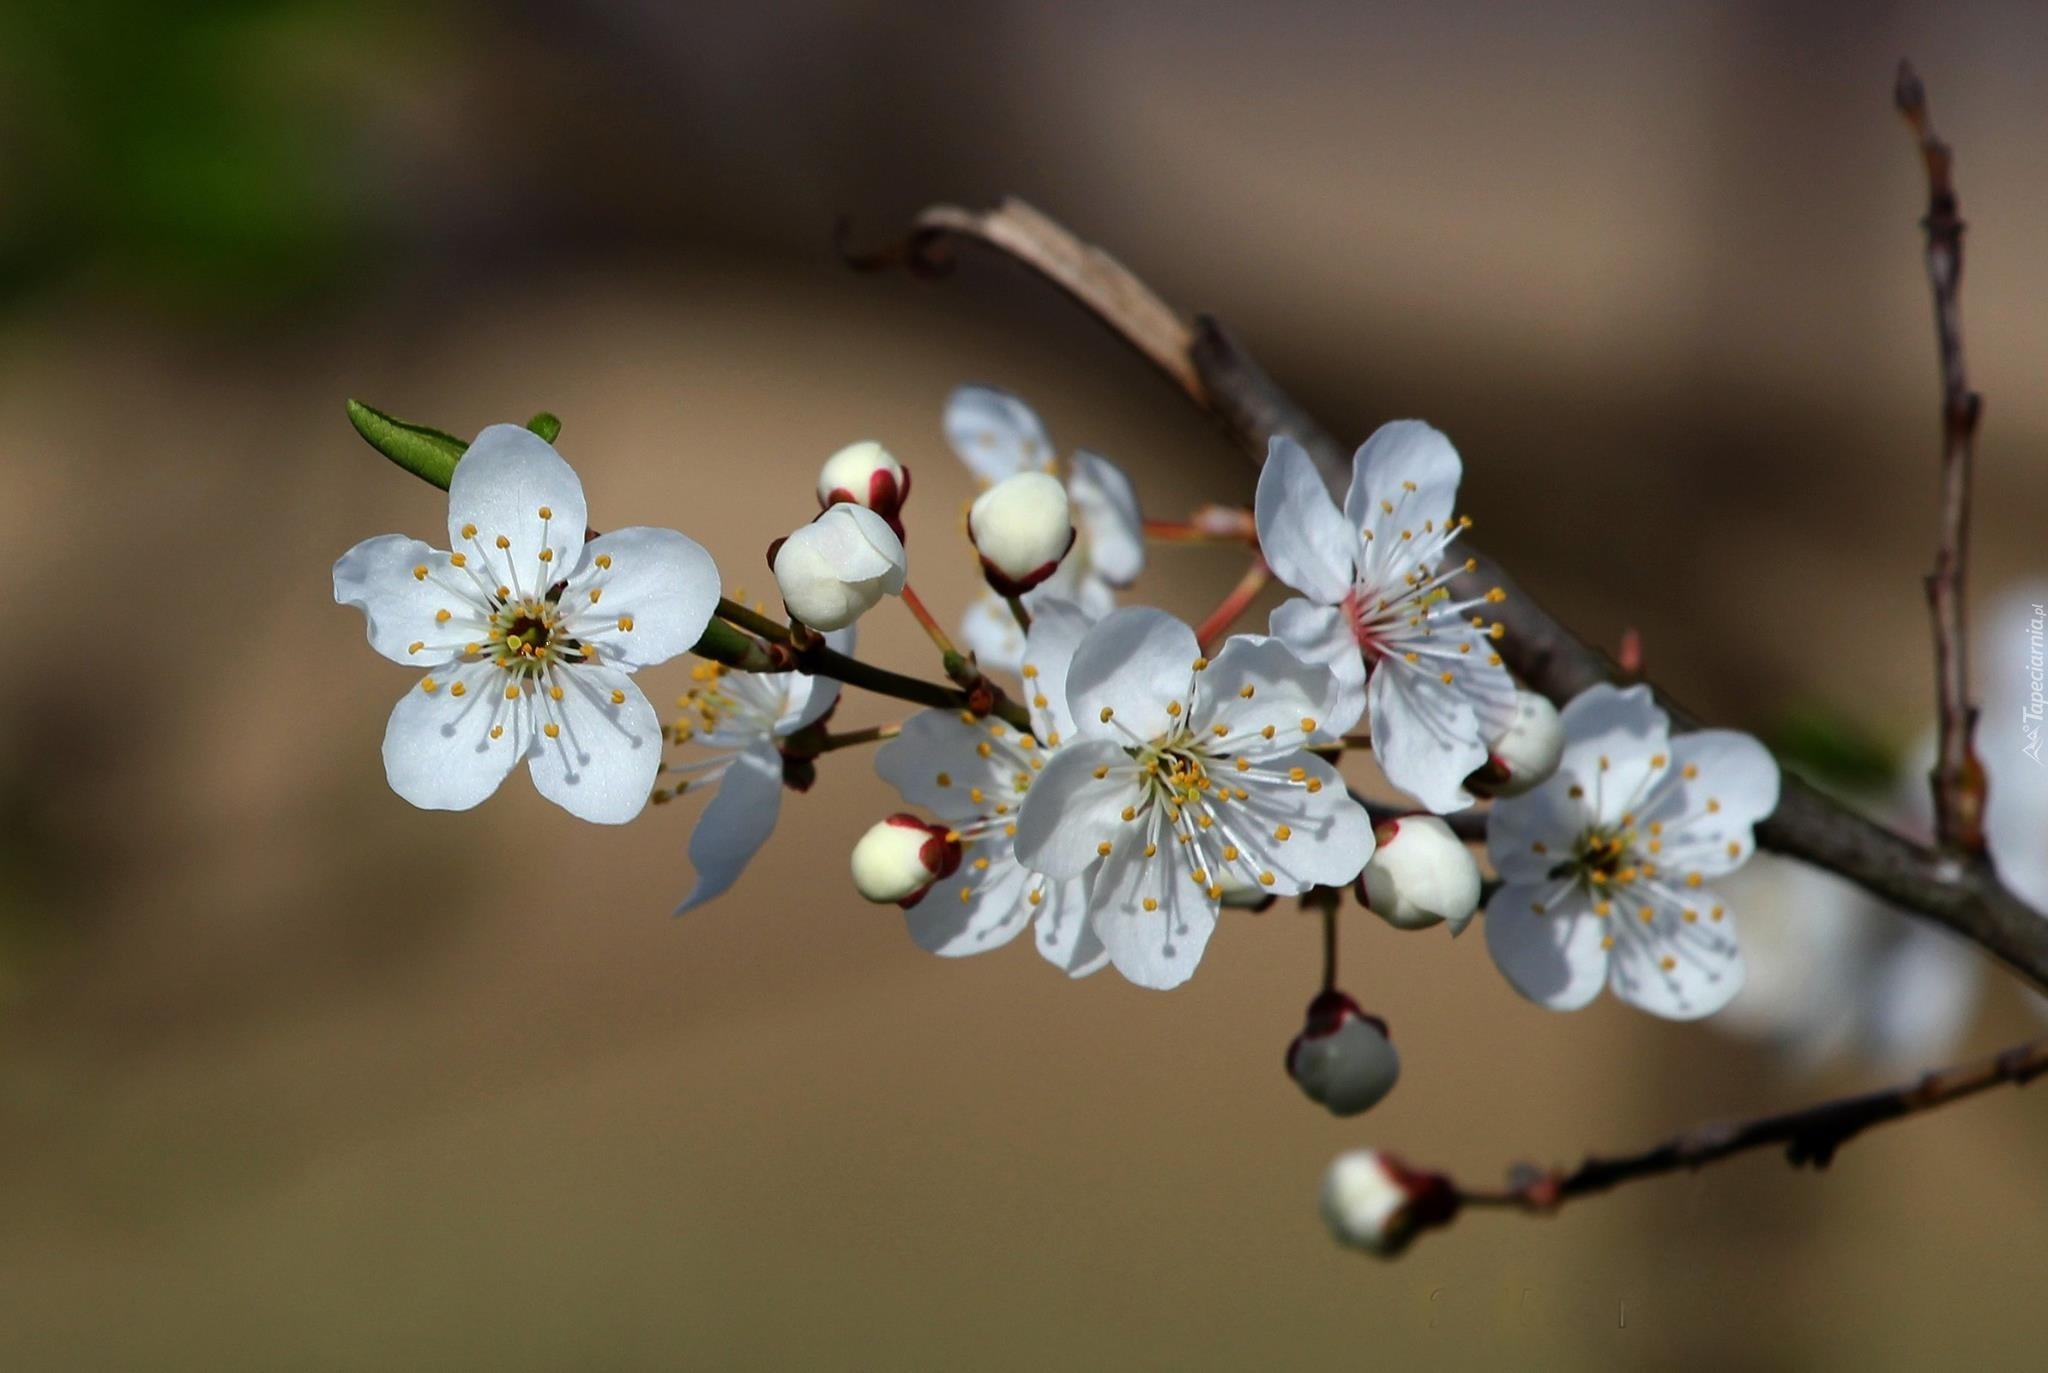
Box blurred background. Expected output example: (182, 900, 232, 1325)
(1, 1, 2045, 1367)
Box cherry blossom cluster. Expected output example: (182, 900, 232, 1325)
(333, 388, 1792, 1254)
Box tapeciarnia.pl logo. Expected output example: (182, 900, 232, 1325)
(2024, 602, 2045, 764)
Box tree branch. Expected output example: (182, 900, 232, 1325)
(1896, 61, 1988, 856)
(1448, 1035, 2046, 1221)
(843, 197, 2048, 992)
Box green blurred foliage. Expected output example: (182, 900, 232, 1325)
(0, 0, 433, 311)
(1765, 701, 1904, 797)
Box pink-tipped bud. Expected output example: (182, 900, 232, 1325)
(1360, 814, 1482, 933)
(817, 440, 911, 537)
(1319, 1149, 1460, 1257)
(968, 470, 1074, 596)
(1467, 689, 1565, 797)
(850, 815, 960, 907)
(1286, 990, 1400, 1117)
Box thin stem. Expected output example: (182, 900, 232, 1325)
(1143, 507, 1258, 544)
(1192, 554, 1270, 651)
(1897, 61, 1987, 856)
(1449, 1036, 2047, 1218)
(1005, 595, 1033, 633)
(717, 596, 793, 645)
(815, 722, 903, 753)
(899, 583, 959, 658)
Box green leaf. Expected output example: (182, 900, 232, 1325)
(345, 399, 467, 491)
(1764, 703, 1901, 796)
(524, 412, 562, 443)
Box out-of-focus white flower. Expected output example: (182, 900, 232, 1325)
(669, 628, 854, 911)
(850, 815, 960, 905)
(334, 424, 720, 824)
(1482, 683, 1780, 1019)
(968, 471, 1074, 595)
(771, 504, 906, 630)
(1319, 1149, 1457, 1257)
(816, 440, 910, 536)
(873, 601, 1108, 975)
(1287, 991, 1401, 1116)
(1360, 813, 1482, 933)
(1980, 581, 2048, 918)
(1256, 425, 1516, 814)
(1012, 608, 1373, 989)
(944, 386, 1143, 673)
(1471, 689, 1566, 797)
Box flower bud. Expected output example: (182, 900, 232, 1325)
(1360, 814, 1482, 934)
(1319, 1149, 1460, 1257)
(817, 440, 910, 536)
(772, 504, 907, 631)
(1286, 990, 1400, 1116)
(968, 470, 1074, 596)
(1468, 689, 1565, 797)
(850, 814, 960, 907)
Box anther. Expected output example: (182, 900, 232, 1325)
(543, 722, 560, 739)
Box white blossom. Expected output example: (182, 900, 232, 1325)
(1474, 688, 1565, 797)
(771, 503, 906, 630)
(944, 386, 1142, 673)
(968, 470, 1074, 594)
(334, 424, 719, 824)
(873, 601, 1108, 976)
(1319, 1149, 1455, 1257)
(1482, 683, 1779, 1019)
(816, 440, 909, 534)
(1255, 424, 1516, 814)
(1012, 607, 1373, 989)
(850, 815, 959, 905)
(1360, 813, 1481, 932)
(670, 628, 853, 910)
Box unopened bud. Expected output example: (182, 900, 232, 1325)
(851, 814, 960, 906)
(1360, 814, 1482, 933)
(1468, 689, 1564, 797)
(968, 470, 1074, 596)
(772, 504, 907, 631)
(817, 440, 911, 536)
(1286, 990, 1400, 1116)
(1319, 1149, 1459, 1257)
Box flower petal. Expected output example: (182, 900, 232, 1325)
(525, 665, 664, 824)
(779, 626, 855, 734)
(1065, 607, 1201, 744)
(1255, 435, 1355, 604)
(1643, 730, 1780, 877)
(1090, 808, 1219, 990)
(1198, 633, 1361, 750)
(1012, 740, 1137, 879)
(1607, 891, 1744, 1020)
(1067, 449, 1144, 587)
(334, 534, 486, 666)
(677, 739, 785, 912)
(1345, 420, 1461, 542)
(1483, 882, 1611, 1011)
(1033, 876, 1109, 977)
(875, 710, 1018, 820)
(1368, 661, 1488, 814)
(1223, 755, 1376, 890)
(1019, 597, 1097, 743)
(1485, 770, 1588, 882)
(563, 526, 720, 673)
(944, 385, 1055, 483)
(1554, 684, 1670, 824)
(447, 425, 587, 596)
(381, 659, 524, 812)
(904, 851, 1035, 957)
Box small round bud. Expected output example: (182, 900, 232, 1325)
(1286, 990, 1400, 1116)
(772, 504, 907, 631)
(1469, 689, 1565, 797)
(968, 470, 1075, 596)
(817, 440, 911, 536)
(851, 814, 960, 906)
(1360, 814, 1482, 933)
(1319, 1149, 1459, 1258)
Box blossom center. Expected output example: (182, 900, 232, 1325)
(488, 593, 584, 675)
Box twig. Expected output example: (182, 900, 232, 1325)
(846, 197, 2048, 993)
(1452, 1036, 2047, 1218)
(1896, 61, 1988, 856)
